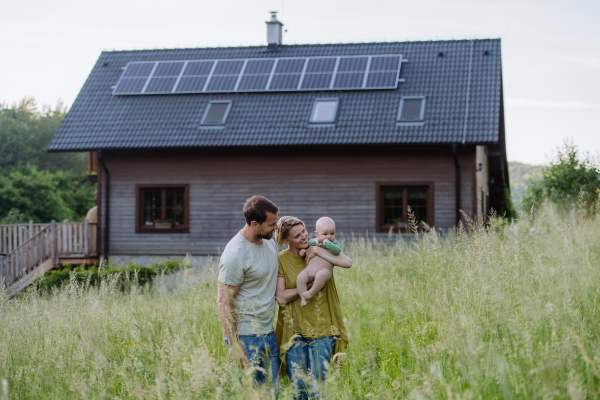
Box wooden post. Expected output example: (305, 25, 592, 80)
(29, 220, 33, 241)
(62, 220, 69, 255)
(51, 220, 57, 267)
(0, 255, 4, 288)
(84, 219, 89, 256)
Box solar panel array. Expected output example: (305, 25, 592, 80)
(113, 55, 402, 95)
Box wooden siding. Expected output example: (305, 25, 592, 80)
(97, 146, 476, 255)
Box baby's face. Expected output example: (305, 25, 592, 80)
(315, 219, 336, 243)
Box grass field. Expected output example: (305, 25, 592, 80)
(1, 206, 599, 399)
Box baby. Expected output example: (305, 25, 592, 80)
(296, 217, 342, 307)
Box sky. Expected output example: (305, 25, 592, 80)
(1, 0, 598, 165)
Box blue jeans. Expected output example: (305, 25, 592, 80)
(224, 332, 279, 399)
(286, 336, 335, 400)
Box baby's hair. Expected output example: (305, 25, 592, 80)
(275, 216, 305, 247)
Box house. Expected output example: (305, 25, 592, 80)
(48, 13, 510, 266)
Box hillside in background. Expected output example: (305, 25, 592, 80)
(509, 162, 543, 212)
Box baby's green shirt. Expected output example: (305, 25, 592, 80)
(307, 239, 342, 255)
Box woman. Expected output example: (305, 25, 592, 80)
(274, 216, 352, 400)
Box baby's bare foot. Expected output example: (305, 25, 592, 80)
(300, 292, 310, 307)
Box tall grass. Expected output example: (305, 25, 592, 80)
(1, 206, 599, 399)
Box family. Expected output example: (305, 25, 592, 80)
(217, 196, 352, 399)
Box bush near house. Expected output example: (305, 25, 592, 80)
(36, 260, 192, 293)
(522, 140, 600, 214)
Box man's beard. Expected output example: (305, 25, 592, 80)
(257, 231, 273, 240)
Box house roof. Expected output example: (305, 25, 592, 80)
(48, 39, 503, 152)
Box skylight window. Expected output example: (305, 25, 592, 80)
(398, 97, 425, 122)
(201, 101, 232, 126)
(310, 99, 339, 124)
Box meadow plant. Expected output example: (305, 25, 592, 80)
(0, 205, 599, 398)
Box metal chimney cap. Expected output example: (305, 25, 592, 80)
(266, 11, 283, 25)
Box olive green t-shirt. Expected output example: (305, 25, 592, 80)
(275, 250, 348, 377)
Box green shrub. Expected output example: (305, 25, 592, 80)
(36, 260, 192, 293)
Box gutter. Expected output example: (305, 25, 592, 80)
(452, 144, 461, 226)
(97, 149, 110, 256)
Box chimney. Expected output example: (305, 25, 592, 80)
(266, 11, 283, 51)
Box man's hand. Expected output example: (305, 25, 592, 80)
(299, 248, 307, 258)
(229, 341, 248, 368)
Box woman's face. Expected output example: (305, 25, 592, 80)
(284, 224, 309, 250)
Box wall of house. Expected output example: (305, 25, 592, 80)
(97, 146, 476, 257)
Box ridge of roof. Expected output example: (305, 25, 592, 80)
(101, 38, 501, 54)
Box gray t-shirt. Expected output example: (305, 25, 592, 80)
(218, 232, 279, 336)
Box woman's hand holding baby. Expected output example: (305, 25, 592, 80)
(305, 246, 319, 265)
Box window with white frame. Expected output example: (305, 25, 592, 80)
(310, 99, 339, 124)
(397, 97, 425, 122)
(201, 101, 232, 125)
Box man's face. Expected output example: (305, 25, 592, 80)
(255, 212, 279, 240)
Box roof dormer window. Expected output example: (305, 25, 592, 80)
(397, 97, 425, 123)
(310, 99, 339, 125)
(201, 101, 232, 126)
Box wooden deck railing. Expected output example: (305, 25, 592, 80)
(0, 220, 97, 288)
(0, 222, 50, 255)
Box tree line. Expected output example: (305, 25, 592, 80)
(0, 98, 96, 224)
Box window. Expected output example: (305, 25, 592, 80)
(397, 97, 425, 122)
(377, 184, 433, 232)
(310, 99, 339, 124)
(201, 101, 232, 125)
(136, 185, 189, 233)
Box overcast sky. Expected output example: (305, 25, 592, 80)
(1, 0, 598, 165)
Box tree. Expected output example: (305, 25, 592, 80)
(522, 140, 600, 214)
(0, 165, 96, 223)
(0, 98, 96, 223)
(0, 98, 86, 173)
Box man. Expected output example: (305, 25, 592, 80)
(217, 195, 280, 398)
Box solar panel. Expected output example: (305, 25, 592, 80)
(113, 54, 403, 95)
(123, 62, 154, 78)
(337, 57, 368, 72)
(183, 61, 214, 76)
(238, 75, 270, 91)
(206, 75, 238, 91)
(333, 72, 364, 89)
(269, 74, 302, 90)
(175, 76, 208, 93)
(145, 77, 178, 93)
(153, 62, 185, 77)
(301, 73, 333, 89)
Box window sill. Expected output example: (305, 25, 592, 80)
(396, 121, 425, 127)
(308, 123, 336, 128)
(136, 227, 189, 234)
(199, 125, 225, 130)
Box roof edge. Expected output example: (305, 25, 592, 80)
(101, 38, 502, 55)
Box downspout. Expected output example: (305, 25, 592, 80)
(452, 144, 461, 226)
(97, 149, 109, 256)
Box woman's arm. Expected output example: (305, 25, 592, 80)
(275, 276, 314, 305)
(275, 276, 300, 305)
(305, 246, 352, 268)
